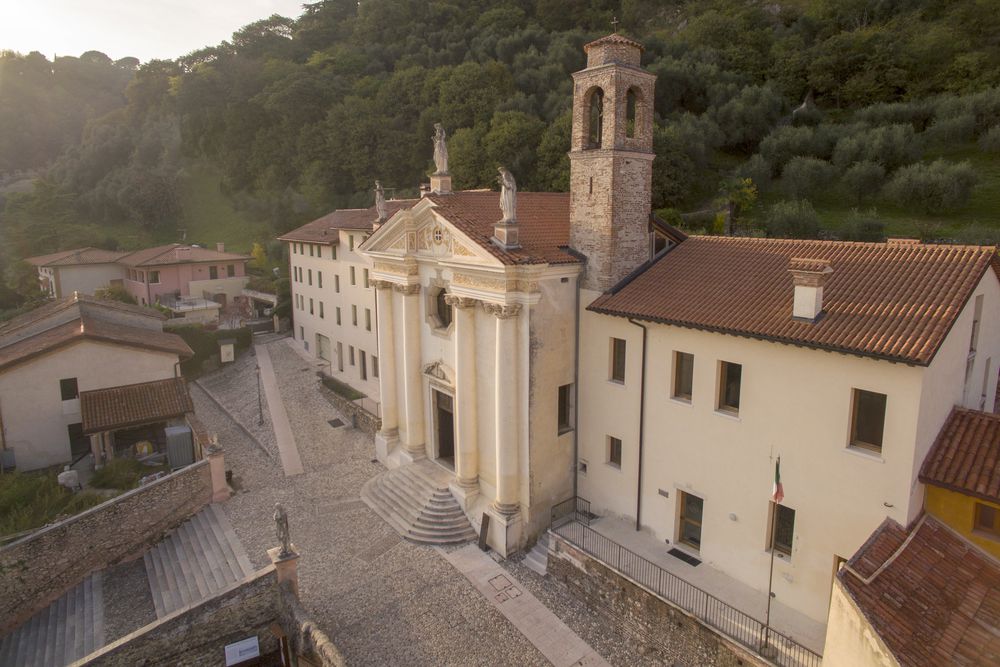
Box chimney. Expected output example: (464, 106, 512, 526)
(216, 242, 225, 253)
(789, 258, 833, 322)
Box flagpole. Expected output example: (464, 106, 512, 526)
(762, 455, 780, 658)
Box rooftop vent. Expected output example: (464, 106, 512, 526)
(789, 257, 833, 322)
(216, 242, 225, 253)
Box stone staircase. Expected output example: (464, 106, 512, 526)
(0, 573, 104, 667)
(524, 532, 550, 576)
(361, 461, 477, 545)
(144, 503, 255, 618)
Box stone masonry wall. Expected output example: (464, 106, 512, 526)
(80, 567, 280, 666)
(549, 534, 766, 667)
(0, 460, 213, 632)
(319, 382, 381, 436)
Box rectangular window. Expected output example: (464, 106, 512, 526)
(149, 271, 160, 284)
(360, 351, 367, 380)
(372, 355, 379, 378)
(227, 264, 235, 278)
(60, 377, 79, 401)
(336, 307, 341, 325)
(331, 245, 337, 260)
(349, 235, 355, 251)
(350, 266, 356, 285)
(318, 271, 323, 288)
(309, 298, 314, 315)
(308, 269, 313, 286)
(608, 436, 622, 468)
(364, 268, 370, 288)
(319, 302, 324, 319)
(335, 275, 340, 293)
(850, 389, 887, 453)
(299, 325, 304, 340)
(352, 305, 358, 326)
(770, 504, 795, 557)
(679, 492, 704, 550)
(337, 342, 343, 371)
(610, 338, 626, 383)
(309, 244, 314, 257)
(975, 503, 1000, 538)
(67, 423, 89, 457)
(349, 346, 355, 365)
(365, 308, 372, 331)
(557, 384, 573, 434)
(673, 351, 694, 401)
(292, 243, 296, 255)
(210, 266, 218, 280)
(718, 361, 742, 414)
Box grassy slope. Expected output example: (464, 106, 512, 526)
(745, 143, 1000, 240)
(172, 161, 269, 254)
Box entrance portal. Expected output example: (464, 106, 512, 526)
(435, 390, 455, 467)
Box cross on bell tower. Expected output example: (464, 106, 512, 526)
(568, 33, 656, 294)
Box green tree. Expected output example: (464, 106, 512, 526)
(884, 159, 978, 214)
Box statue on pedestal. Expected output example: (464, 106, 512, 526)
(498, 167, 517, 223)
(432, 123, 449, 175)
(274, 503, 292, 559)
(374, 180, 387, 222)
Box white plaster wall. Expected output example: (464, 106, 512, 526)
(188, 276, 249, 302)
(288, 236, 380, 400)
(0, 341, 179, 470)
(578, 286, 935, 622)
(821, 580, 899, 667)
(53, 264, 126, 298)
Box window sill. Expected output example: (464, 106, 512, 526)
(972, 528, 1000, 543)
(670, 397, 693, 407)
(606, 463, 622, 472)
(844, 446, 885, 463)
(558, 427, 574, 436)
(714, 409, 741, 421)
(607, 379, 626, 387)
(764, 549, 792, 563)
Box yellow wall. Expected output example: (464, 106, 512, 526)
(925, 485, 1000, 559)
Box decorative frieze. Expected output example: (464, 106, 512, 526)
(483, 303, 522, 319)
(444, 295, 479, 309)
(373, 260, 418, 277)
(371, 279, 396, 291)
(394, 283, 421, 296)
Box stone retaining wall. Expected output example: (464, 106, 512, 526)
(549, 533, 765, 667)
(0, 460, 214, 633)
(277, 581, 347, 667)
(319, 383, 381, 436)
(79, 568, 280, 666)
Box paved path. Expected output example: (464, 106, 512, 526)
(254, 344, 304, 476)
(441, 545, 611, 667)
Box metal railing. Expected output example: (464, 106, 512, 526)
(550, 497, 822, 667)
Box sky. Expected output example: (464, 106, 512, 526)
(0, 0, 309, 62)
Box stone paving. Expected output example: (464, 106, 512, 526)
(192, 338, 550, 666)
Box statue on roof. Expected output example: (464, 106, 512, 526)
(274, 502, 292, 559)
(498, 166, 517, 223)
(432, 123, 449, 175)
(374, 180, 387, 222)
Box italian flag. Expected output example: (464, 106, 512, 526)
(771, 457, 784, 503)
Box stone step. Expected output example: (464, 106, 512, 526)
(524, 533, 550, 576)
(361, 463, 477, 547)
(0, 572, 104, 667)
(143, 504, 255, 619)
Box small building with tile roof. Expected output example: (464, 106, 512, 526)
(25, 247, 129, 299)
(0, 294, 192, 471)
(920, 407, 1000, 559)
(824, 514, 1000, 666)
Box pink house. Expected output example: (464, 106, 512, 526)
(117, 243, 250, 307)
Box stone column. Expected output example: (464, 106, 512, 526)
(447, 295, 480, 505)
(373, 281, 399, 460)
(487, 303, 522, 517)
(397, 283, 425, 460)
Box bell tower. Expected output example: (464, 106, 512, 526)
(568, 34, 656, 294)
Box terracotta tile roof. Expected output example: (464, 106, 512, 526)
(840, 516, 1000, 666)
(80, 377, 193, 434)
(25, 247, 128, 267)
(921, 408, 1000, 504)
(118, 244, 250, 267)
(279, 200, 419, 243)
(0, 296, 192, 372)
(585, 33, 644, 52)
(589, 237, 999, 365)
(426, 191, 577, 265)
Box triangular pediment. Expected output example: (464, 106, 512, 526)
(360, 199, 501, 268)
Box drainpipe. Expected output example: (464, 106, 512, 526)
(628, 318, 647, 532)
(571, 274, 582, 499)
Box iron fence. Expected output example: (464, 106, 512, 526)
(550, 497, 822, 667)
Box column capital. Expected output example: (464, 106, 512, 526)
(444, 295, 478, 309)
(483, 302, 522, 319)
(372, 279, 396, 291)
(394, 283, 421, 296)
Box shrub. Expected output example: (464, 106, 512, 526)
(839, 210, 886, 242)
(764, 200, 821, 239)
(0, 471, 104, 536)
(841, 161, 886, 203)
(93, 284, 137, 305)
(733, 155, 772, 192)
(884, 159, 978, 214)
(855, 100, 935, 131)
(759, 124, 846, 174)
(923, 113, 976, 144)
(832, 124, 921, 172)
(90, 458, 166, 490)
(979, 126, 1000, 153)
(781, 157, 837, 199)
